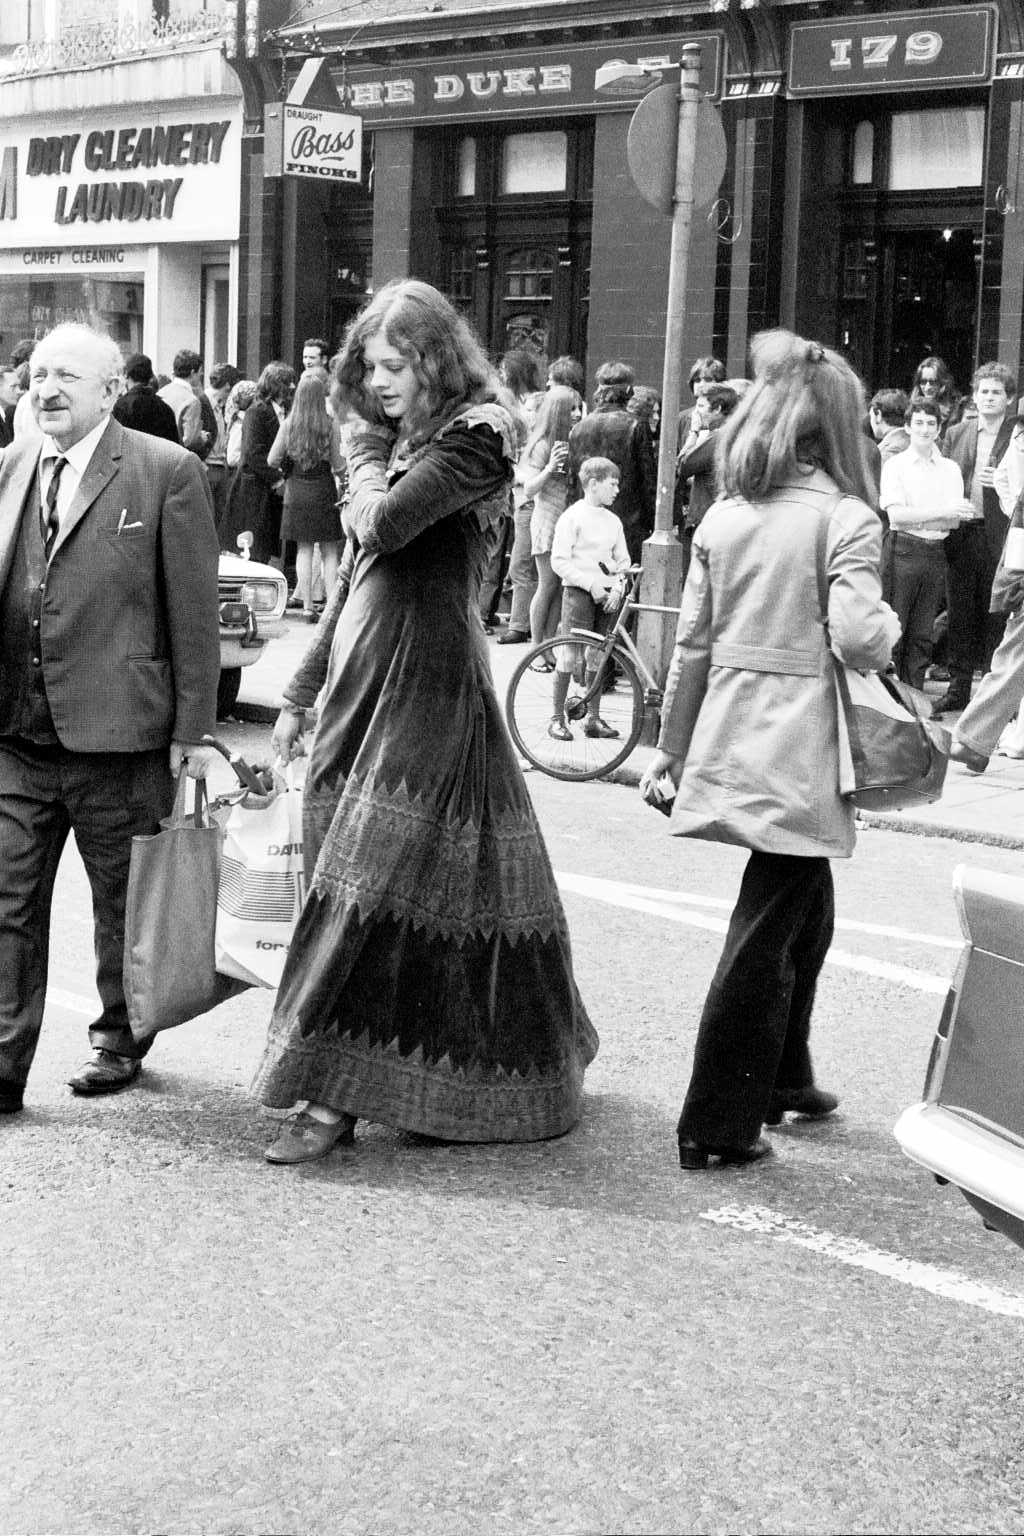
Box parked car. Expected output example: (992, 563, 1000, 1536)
(894, 864, 1024, 1251)
(217, 549, 287, 718)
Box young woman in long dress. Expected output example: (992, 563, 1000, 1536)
(253, 280, 598, 1165)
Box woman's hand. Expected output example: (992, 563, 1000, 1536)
(638, 749, 685, 810)
(271, 707, 306, 764)
(346, 421, 397, 459)
(548, 441, 569, 475)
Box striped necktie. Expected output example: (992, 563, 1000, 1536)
(42, 456, 67, 558)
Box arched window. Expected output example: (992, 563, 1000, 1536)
(851, 121, 874, 185)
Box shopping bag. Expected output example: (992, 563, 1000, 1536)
(123, 771, 248, 1041)
(834, 664, 950, 811)
(215, 762, 305, 988)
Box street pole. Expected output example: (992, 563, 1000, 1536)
(636, 43, 702, 721)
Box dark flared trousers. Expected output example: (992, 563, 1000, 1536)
(678, 851, 835, 1147)
(0, 738, 173, 1085)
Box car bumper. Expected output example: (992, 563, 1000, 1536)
(219, 619, 286, 669)
(894, 1101, 1024, 1222)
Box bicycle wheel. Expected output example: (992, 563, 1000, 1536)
(505, 637, 645, 782)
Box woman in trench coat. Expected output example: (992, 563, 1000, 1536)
(640, 330, 900, 1171)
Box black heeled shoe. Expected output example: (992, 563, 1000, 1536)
(765, 1087, 839, 1126)
(677, 1134, 773, 1171)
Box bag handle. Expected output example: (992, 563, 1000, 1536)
(169, 768, 211, 830)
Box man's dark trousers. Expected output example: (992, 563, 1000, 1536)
(0, 739, 174, 1085)
(944, 520, 1007, 703)
(883, 531, 947, 689)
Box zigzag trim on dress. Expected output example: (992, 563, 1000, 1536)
(253, 1018, 589, 1141)
(305, 771, 568, 944)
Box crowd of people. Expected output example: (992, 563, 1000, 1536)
(0, 333, 348, 624)
(3, 291, 1024, 1176)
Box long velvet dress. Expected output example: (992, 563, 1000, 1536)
(251, 401, 598, 1141)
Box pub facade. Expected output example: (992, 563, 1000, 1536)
(234, 0, 1024, 400)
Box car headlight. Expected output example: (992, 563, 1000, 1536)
(240, 578, 285, 615)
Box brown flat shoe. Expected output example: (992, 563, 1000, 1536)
(264, 1111, 356, 1165)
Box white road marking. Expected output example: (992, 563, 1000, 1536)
(555, 875, 961, 950)
(555, 870, 952, 995)
(45, 987, 99, 1017)
(701, 1204, 1024, 1320)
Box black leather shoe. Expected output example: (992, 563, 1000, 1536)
(67, 1049, 141, 1096)
(765, 1086, 839, 1126)
(677, 1134, 773, 1170)
(497, 629, 529, 645)
(0, 1076, 24, 1114)
(949, 740, 989, 774)
(930, 691, 968, 718)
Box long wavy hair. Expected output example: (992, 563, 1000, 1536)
(256, 360, 296, 406)
(333, 279, 504, 446)
(910, 354, 959, 414)
(715, 330, 875, 505)
(525, 384, 578, 460)
(283, 373, 332, 472)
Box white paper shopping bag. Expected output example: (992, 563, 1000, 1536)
(215, 763, 305, 988)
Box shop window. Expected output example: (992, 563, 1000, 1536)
(456, 138, 477, 198)
(504, 249, 555, 302)
(888, 107, 985, 191)
(0, 274, 144, 355)
(851, 122, 874, 186)
(500, 132, 567, 196)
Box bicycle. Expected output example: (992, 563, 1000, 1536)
(504, 567, 678, 781)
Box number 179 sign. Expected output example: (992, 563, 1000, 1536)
(282, 104, 362, 182)
(787, 5, 996, 96)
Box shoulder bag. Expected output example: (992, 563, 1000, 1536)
(815, 496, 950, 812)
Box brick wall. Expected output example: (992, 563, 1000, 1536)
(587, 111, 716, 398)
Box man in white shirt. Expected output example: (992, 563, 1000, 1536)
(879, 398, 973, 688)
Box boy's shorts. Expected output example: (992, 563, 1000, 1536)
(555, 584, 613, 674)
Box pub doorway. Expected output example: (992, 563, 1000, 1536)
(796, 95, 986, 398)
(434, 121, 593, 370)
(839, 220, 980, 394)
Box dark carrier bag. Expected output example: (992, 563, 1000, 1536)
(123, 771, 247, 1040)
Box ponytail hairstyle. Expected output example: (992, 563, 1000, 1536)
(715, 330, 875, 506)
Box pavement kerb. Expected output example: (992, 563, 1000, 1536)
(852, 811, 1024, 850)
(233, 616, 1024, 851)
(234, 700, 285, 726)
(235, 699, 1024, 849)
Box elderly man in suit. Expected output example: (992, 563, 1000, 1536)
(0, 323, 220, 1114)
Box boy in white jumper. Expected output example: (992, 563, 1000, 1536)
(548, 455, 631, 739)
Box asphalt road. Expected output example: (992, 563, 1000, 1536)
(5, 733, 1024, 1536)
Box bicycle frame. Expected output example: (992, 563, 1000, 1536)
(560, 568, 674, 710)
